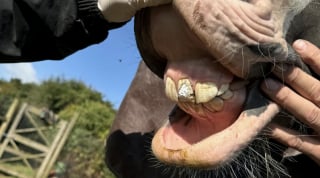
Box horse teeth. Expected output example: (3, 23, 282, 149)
(217, 84, 230, 96)
(178, 79, 195, 103)
(207, 97, 224, 111)
(220, 90, 234, 100)
(166, 78, 232, 109)
(191, 103, 207, 118)
(178, 103, 207, 118)
(165, 77, 178, 102)
(195, 82, 218, 104)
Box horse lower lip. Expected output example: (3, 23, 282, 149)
(151, 77, 283, 168)
(152, 101, 280, 169)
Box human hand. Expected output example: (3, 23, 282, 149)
(261, 40, 320, 165)
(98, 0, 172, 22)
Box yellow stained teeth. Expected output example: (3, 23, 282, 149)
(178, 79, 195, 103)
(195, 82, 218, 104)
(179, 103, 207, 118)
(165, 77, 178, 102)
(165, 77, 232, 114)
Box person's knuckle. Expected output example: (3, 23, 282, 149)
(310, 47, 320, 61)
(309, 83, 320, 106)
(306, 107, 320, 128)
(276, 87, 292, 106)
(285, 67, 300, 84)
(287, 135, 303, 150)
(302, 45, 320, 66)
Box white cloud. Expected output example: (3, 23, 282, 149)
(0, 63, 39, 83)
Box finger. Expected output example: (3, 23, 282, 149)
(262, 79, 320, 132)
(269, 123, 320, 165)
(273, 66, 320, 107)
(293, 39, 320, 74)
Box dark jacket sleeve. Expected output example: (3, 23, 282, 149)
(0, 0, 126, 62)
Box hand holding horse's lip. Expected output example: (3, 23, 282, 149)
(145, 1, 284, 168)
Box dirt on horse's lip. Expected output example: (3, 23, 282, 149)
(151, 82, 280, 169)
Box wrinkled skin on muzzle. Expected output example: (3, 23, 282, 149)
(172, 0, 312, 79)
(140, 0, 313, 80)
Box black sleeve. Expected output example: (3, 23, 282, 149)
(0, 0, 126, 62)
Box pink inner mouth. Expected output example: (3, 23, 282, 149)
(163, 88, 246, 150)
(162, 58, 246, 150)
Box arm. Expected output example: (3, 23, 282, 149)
(0, 0, 124, 61)
(0, 0, 171, 62)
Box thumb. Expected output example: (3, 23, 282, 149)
(98, 0, 136, 22)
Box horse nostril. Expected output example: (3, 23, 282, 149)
(248, 43, 285, 58)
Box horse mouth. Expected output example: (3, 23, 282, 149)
(151, 56, 282, 169)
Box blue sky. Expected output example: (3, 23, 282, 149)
(0, 19, 142, 109)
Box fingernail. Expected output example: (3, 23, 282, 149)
(264, 79, 281, 91)
(293, 39, 306, 51)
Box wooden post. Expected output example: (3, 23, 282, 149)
(0, 103, 27, 158)
(42, 113, 78, 178)
(0, 99, 19, 141)
(24, 111, 50, 146)
(35, 121, 68, 178)
(0, 164, 29, 178)
(11, 133, 49, 153)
